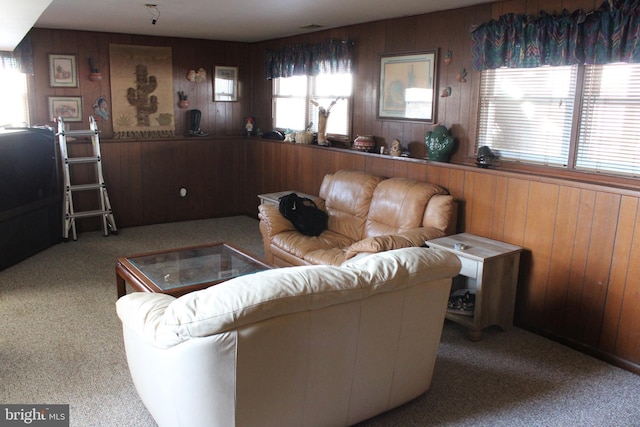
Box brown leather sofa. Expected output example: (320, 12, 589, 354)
(258, 169, 457, 266)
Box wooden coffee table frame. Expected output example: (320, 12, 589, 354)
(116, 242, 271, 298)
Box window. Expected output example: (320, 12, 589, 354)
(272, 73, 352, 140)
(477, 63, 640, 178)
(0, 68, 29, 127)
(576, 64, 640, 176)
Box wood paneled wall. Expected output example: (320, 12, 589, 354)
(27, 28, 254, 230)
(65, 137, 248, 229)
(242, 0, 640, 372)
(28, 29, 252, 138)
(245, 140, 640, 373)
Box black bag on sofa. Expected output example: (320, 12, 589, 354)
(278, 193, 328, 237)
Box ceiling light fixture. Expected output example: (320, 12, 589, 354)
(145, 4, 160, 25)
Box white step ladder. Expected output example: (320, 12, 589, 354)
(57, 116, 117, 241)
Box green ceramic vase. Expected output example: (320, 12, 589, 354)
(425, 125, 454, 162)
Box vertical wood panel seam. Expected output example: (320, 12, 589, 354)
(541, 183, 561, 318)
(603, 196, 638, 351)
(559, 188, 582, 324)
(573, 189, 594, 334)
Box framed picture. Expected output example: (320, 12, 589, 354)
(49, 96, 83, 122)
(214, 66, 238, 101)
(49, 54, 78, 88)
(378, 50, 438, 122)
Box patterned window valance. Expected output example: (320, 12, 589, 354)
(265, 38, 354, 79)
(471, 0, 640, 70)
(0, 36, 33, 74)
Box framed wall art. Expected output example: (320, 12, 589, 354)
(49, 96, 83, 122)
(214, 66, 238, 101)
(49, 54, 78, 88)
(378, 50, 438, 122)
(109, 44, 175, 138)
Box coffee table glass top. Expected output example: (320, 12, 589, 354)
(125, 243, 269, 291)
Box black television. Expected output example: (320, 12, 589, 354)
(0, 127, 62, 270)
(0, 127, 59, 216)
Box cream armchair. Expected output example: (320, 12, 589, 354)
(116, 247, 461, 427)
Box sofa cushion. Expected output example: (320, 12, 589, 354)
(319, 170, 385, 241)
(302, 247, 351, 265)
(343, 226, 446, 259)
(271, 229, 355, 259)
(365, 178, 448, 237)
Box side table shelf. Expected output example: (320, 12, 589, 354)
(427, 233, 522, 341)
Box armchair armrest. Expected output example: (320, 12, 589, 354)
(116, 293, 178, 348)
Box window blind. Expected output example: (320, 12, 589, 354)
(576, 63, 640, 178)
(273, 76, 307, 130)
(477, 66, 577, 166)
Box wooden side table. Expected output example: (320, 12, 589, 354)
(258, 191, 316, 206)
(427, 233, 522, 341)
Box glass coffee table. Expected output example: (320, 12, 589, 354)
(116, 242, 272, 298)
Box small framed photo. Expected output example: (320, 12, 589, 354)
(49, 96, 83, 122)
(49, 54, 78, 88)
(214, 66, 238, 101)
(378, 50, 438, 122)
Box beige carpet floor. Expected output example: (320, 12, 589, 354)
(1, 216, 639, 427)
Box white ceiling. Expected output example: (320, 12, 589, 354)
(2, 0, 494, 51)
(1, 0, 52, 51)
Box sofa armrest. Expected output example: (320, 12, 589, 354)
(258, 204, 297, 236)
(258, 204, 300, 264)
(424, 194, 456, 234)
(344, 227, 445, 259)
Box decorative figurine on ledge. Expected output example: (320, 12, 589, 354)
(353, 135, 376, 152)
(294, 121, 314, 144)
(476, 145, 498, 168)
(245, 117, 254, 136)
(425, 124, 455, 162)
(189, 109, 208, 137)
(311, 97, 343, 146)
(390, 139, 403, 157)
